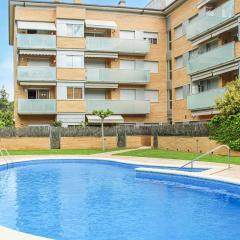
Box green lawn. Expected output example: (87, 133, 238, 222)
(116, 149, 240, 165)
(6, 149, 118, 156)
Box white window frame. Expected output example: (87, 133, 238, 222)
(119, 30, 135, 40)
(144, 61, 159, 73)
(57, 19, 84, 37)
(175, 55, 184, 69)
(144, 90, 159, 103)
(120, 60, 136, 70)
(120, 89, 136, 100)
(57, 51, 84, 68)
(174, 24, 184, 39)
(143, 32, 158, 44)
(175, 87, 184, 100)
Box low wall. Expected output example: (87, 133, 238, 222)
(0, 137, 50, 150)
(61, 137, 117, 149)
(156, 136, 240, 157)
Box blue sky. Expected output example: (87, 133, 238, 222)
(0, 0, 149, 100)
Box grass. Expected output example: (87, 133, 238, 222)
(6, 149, 118, 156)
(116, 149, 240, 165)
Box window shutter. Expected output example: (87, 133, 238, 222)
(135, 31, 144, 40)
(120, 89, 136, 100)
(119, 30, 135, 39)
(136, 89, 144, 100)
(57, 54, 66, 68)
(120, 60, 135, 70)
(57, 23, 67, 37)
(135, 60, 144, 70)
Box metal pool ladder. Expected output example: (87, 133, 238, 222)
(178, 145, 231, 169)
(0, 148, 14, 170)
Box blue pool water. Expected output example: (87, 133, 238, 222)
(0, 160, 239, 240)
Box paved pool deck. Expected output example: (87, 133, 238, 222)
(0, 149, 239, 239)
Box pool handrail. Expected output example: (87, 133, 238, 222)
(179, 145, 231, 169)
(0, 148, 13, 169)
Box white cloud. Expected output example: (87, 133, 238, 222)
(0, 55, 14, 101)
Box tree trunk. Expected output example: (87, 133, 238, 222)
(101, 119, 105, 151)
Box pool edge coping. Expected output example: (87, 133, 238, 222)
(0, 156, 239, 240)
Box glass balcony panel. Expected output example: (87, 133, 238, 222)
(18, 99, 56, 115)
(187, 88, 225, 110)
(17, 34, 56, 49)
(18, 66, 56, 82)
(87, 68, 150, 84)
(187, 0, 234, 39)
(187, 42, 235, 74)
(86, 37, 150, 55)
(86, 100, 150, 114)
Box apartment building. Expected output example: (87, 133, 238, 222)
(8, 0, 240, 127)
(162, 0, 240, 123)
(9, 0, 167, 127)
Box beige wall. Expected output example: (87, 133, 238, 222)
(57, 37, 85, 49)
(57, 100, 86, 113)
(61, 137, 117, 149)
(15, 6, 55, 22)
(169, 0, 198, 123)
(0, 137, 50, 150)
(1, 135, 239, 157)
(156, 136, 240, 157)
(56, 7, 86, 20)
(57, 68, 85, 81)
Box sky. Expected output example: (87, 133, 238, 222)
(0, 0, 150, 100)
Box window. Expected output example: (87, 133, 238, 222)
(119, 30, 135, 39)
(67, 87, 82, 99)
(85, 31, 105, 38)
(57, 20, 84, 37)
(175, 24, 183, 39)
(27, 89, 50, 99)
(167, 30, 172, 50)
(189, 48, 199, 60)
(144, 61, 158, 73)
(175, 56, 183, 69)
(144, 32, 158, 44)
(57, 52, 84, 68)
(189, 14, 199, 24)
(144, 90, 159, 102)
(192, 78, 219, 94)
(175, 87, 183, 100)
(120, 60, 135, 70)
(167, 60, 172, 81)
(120, 89, 136, 100)
(168, 90, 173, 110)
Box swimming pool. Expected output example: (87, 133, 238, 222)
(0, 159, 239, 240)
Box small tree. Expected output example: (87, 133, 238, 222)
(209, 80, 240, 150)
(52, 120, 62, 127)
(92, 109, 113, 151)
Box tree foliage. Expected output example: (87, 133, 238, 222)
(0, 86, 14, 128)
(92, 109, 113, 151)
(92, 109, 113, 119)
(215, 79, 240, 116)
(209, 80, 240, 151)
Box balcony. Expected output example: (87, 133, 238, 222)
(17, 34, 56, 49)
(187, 0, 234, 39)
(18, 99, 57, 115)
(18, 66, 56, 82)
(86, 100, 150, 114)
(187, 88, 225, 110)
(86, 37, 150, 55)
(187, 42, 235, 74)
(86, 68, 150, 85)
